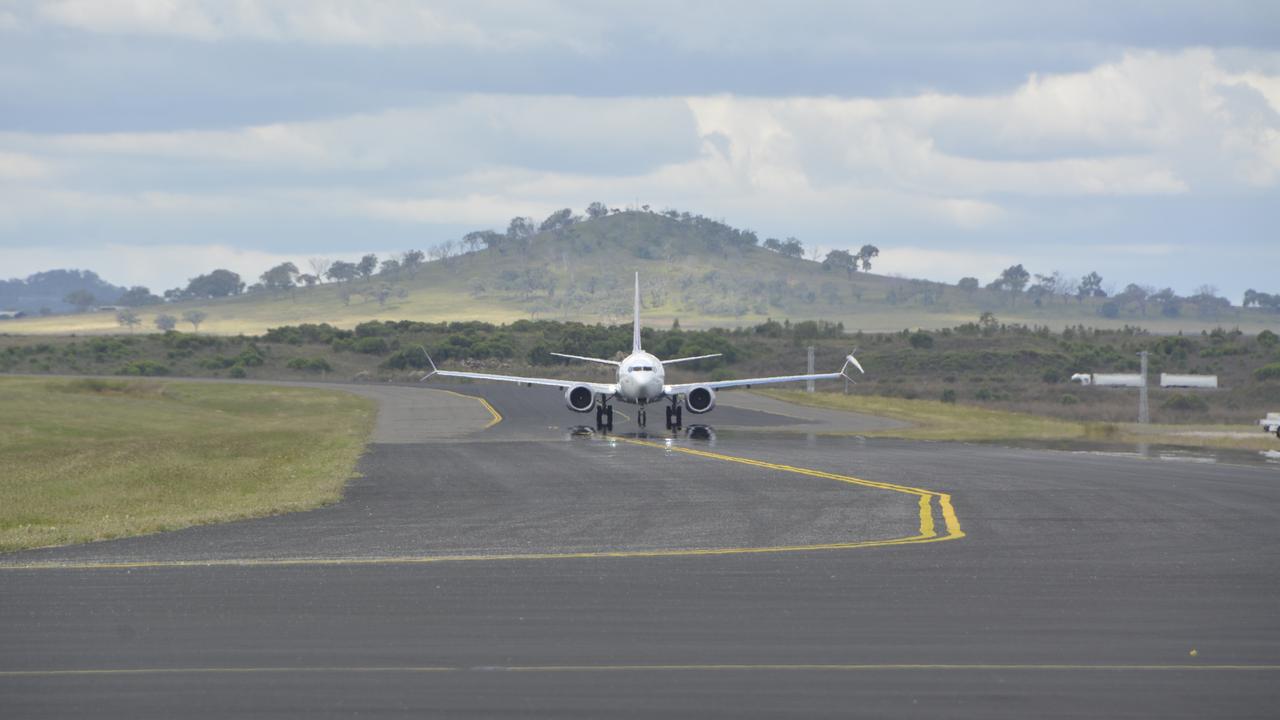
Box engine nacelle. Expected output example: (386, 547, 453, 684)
(564, 385, 596, 413)
(685, 386, 716, 414)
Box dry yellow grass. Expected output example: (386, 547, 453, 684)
(762, 390, 1280, 451)
(0, 377, 375, 551)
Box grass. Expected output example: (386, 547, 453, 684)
(0, 377, 375, 552)
(761, 389, 1280, 451)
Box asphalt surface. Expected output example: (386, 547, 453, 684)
(3, 382, 1279, 718)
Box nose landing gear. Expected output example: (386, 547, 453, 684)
(637, 406, 647, 428)
(595, 403, 613, 432)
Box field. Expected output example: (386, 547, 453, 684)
(3, 211, 1276, 336)
(763, 390, 1279, 451)
(0, 377, 375, 551)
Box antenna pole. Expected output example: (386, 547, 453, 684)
(807, 346, 815, 393)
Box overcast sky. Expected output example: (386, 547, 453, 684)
(1, 0, 1277, 300)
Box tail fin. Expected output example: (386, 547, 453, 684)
(632, 271, 642, 352)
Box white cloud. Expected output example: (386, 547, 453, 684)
(872, 247, 1019, 284)
(33, 0, 601, 50)
(0, 151, 53, 180)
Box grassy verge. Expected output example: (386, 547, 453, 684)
(0, 377, 375, 552)
(761, 390, 1280, 451)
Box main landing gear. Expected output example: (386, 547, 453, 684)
(665, 400, 683, 431)
(594, 403, 614, 432)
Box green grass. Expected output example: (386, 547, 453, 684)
(0, 377, 375, 552)
(762, 390, 1280, 451)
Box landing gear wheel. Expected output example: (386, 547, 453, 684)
(665, 406, 673, 430)
(605, 405, 614, 432)
(596, 404, 614, 433)
(674, 404, 682, 430)
(637, 407, 647, 428)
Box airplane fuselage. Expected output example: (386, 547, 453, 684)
(615, 351, 665, 404)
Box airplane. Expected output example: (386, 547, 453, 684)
(421, 273, 864, 431)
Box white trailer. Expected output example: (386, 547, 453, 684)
(1262, 413, 1280, 438)
(1160, 374, 1218, 389)
(1091, 373, 1144, 388)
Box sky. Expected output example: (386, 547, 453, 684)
(0, 0, 1278, 301)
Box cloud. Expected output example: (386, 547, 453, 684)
(33, 0, 601, 50)
(0, 151, 53, 180)
(872, 247, 1020, 284)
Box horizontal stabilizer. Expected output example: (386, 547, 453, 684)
(662, 353, 723, 365)
(550, 352, 621, 366)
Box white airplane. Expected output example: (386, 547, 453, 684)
(423, 273, 863, 430)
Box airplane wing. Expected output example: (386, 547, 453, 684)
(420, 349, 616, 394)
(665, 354, 863, 395)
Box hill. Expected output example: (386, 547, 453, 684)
(3, 210, 1276, 335)
(0, 269, 128, 315)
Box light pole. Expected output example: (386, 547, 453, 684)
(1138, 351, 1149, 424)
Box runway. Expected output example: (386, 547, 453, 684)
(3, 382, 1279, 717)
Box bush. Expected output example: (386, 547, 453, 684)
(117, 360, 170, 377)
(1042, 369, 1063, 384)
(908, 331, 934, 349)
(383, 348, 431, 370)
(228, 365, 247, 378)
(940, 389, 957, 404)
(352, 337, 390, 355)
(1060, 393, 1079, 405)
(236, 346, 265, 366)
(1162, 393, 1209, 412)
(286, 357, 333, 373)
(1256, 363, 1280, 381)
(1259, 330, 1279, 348)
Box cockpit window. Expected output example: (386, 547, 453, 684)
(628, 366, 654, 372)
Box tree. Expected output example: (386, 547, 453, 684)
(958, 277, 979, 296)
(185, 269, 244, 298)
(64, 290, 96, 313)
(400, 249, 425, 277)
(822, 249, 858, 278)
(117, 286, 162, 306)
(586, 202, 609, 219)
(326, 261, 358, 283)
(154, 313, 177, 331)
(763, 237, 783, 252)
(1117, 283, 1150, 315)
(308, 258, 332, 283)
(779, 237, 804, 258)
(539, 208, 575, 233)
(506, 216, 536, 241)
(856, 244, 880, 271)
(996, 264, 1030, 305)
(297, 273, 318, 287)
(182, 310, 208, 332)
(260, 262, 299, 296)
(115, 309, 141, 332)
(379, 258, 402, 278)
(1077, 271, 1106, 300)
(357, 254, 378, 281)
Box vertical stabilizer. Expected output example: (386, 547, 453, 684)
(633, 272, 642, 352)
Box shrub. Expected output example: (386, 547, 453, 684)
(286, 357, 333, 373)
(908, 331, 934, 349)
(1259, 329, 1279, 348)
(236, 346, 265, 366)
(940, 389, 957, 404)
(1042, 369, 1063, 384)
(1256, 363, 1280, 381)
(1162, 393, 1209, 412)
(1060, 394, 1079, 405)
(352, 336, 390, 355)
(974, 388, 994, 401)
(383, 348, 431, 370)
(117, 360, 170, 377)
(228, 365, 247, 378)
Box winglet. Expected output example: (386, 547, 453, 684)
(632, 271, 642, 353)
(416, 345, 438, 381)
(839, 349, 865, 381)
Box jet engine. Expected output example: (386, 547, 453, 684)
(685, 386, 716, 414)
(564, 385, 596, 413)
